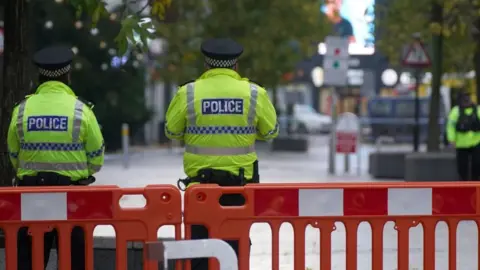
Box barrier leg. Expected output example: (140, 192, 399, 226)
(122, 123, 130, 169)
(146, 239, 238, 270)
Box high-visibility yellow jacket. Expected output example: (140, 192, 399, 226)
(7, 81, 105, 181)
(447, 105, 480, 148)
(165, 68, 279, 180)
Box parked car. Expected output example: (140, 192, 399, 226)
(295, 104, 332, 134)
(278, 104, 332, 134)
(360, 96, 446, 143)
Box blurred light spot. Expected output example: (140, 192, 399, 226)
(45, 21, 53, 29)
(90, 28, 99, 36)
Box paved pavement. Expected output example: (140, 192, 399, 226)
(95, 136, 475, 270)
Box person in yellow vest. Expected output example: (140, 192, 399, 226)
(7, 45, 104, 270)
(165, 38, 278, 269)
(447, 92, 480, 180)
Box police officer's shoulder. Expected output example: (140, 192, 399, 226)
(247, 80, 268, 95)
(77, 96, 94, 109)
(176, 80, 195, 94)
(179, 80, 195, 87)
(247, 80, 264, 88)
(13, 94, 33, 108)
(14, 99, 25, 108)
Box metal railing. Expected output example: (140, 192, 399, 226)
(146, 239, 238, 270)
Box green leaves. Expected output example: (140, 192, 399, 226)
(156, 0, 330, 87)
(133, 18, 156, 50)
(69, 0, 171, 56)
(151, 0, 172, 20)
(114, 16, 136, 55)
(376, 0, 477, 71)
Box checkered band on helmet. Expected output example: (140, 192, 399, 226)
(204, 56, 237, 68)
(38, 64, 71, 78)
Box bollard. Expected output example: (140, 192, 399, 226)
(357, 127, 361, 176)
(344, 154, 349, 173)
(122, 123, 130, 169)
(328, 89, 338, 175)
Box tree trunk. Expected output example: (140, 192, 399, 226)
(474, 17, 480, 102)
(426, 2, 443, 151)
(0, 0, 30, 186)
(475, 45, 480, 102)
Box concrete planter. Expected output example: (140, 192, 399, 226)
(405, 152, 458, 181)
(271, 137, 309, 152)
(0, 236, 177, 270)
(368, 152, 407, 179)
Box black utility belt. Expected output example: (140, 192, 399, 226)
(18, 172, 95, 186)
(190, 175, 248, 186)
(177, 168, 248, 191)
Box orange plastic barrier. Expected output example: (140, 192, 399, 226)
(0, 184, 182, 270)
(183, 182, 480, 270)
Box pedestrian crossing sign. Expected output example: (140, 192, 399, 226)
(402, 41, 431, 68)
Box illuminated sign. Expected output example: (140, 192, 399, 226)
(319, 0, 375, 55)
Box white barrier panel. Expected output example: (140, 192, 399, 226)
(146, 239, 238, 270)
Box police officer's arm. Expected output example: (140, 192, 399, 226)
(165, 86, 187, 140)
(84, 108, 105, 175)
(256, 87, 279, 140)
(7, 106, 20, 170)
(447, 106, 459, 144)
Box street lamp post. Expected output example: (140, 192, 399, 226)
(412, 33, 422, 152)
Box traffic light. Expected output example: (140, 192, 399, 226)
(332, 48, 341, 68)
(333, 60, 340, 69)
(322, 36, 349, 86)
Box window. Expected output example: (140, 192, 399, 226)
(395, 101, 415, 118)
(368, 100, 392, 117)
(421, 101, 429, 117)
(421, 100, 446, 117)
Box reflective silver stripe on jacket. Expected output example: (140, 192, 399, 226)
(185, 144, 255, 156)
(184, 82, 258, 155)
(16, 101, 27, 142)
(186, 83, 196, 126)
(19, 161, 88, 171)
(72, 100, 84, 142)
(88, 164, 102, 173)
(247, 83, 258, 125)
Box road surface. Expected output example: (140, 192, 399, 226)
(93, 136, 475, 270)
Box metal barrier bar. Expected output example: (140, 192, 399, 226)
(146, 239, 238, 270)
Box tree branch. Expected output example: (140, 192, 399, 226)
(137, 0, 154, 15)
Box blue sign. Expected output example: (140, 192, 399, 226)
(201, 99, 244, 115)
(27, 116, 68, 132)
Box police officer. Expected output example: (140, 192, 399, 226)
(447, 92, 480, 181)
(165, 38, 278, 269)
(7, 45, 105, 270)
